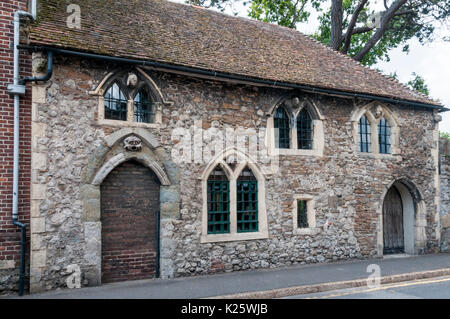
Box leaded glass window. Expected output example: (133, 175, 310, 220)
(274, 107, 290, 149)
(296, 108, 313, 150)
(134, 89, 155, 123)
(104, 83, 128, 121)
(358, 115, 371, 152)
(378, 117, 391, 154)
(207, 167, 230, 234)
(236, 167, 258, 233)
(297, 200, 308, 228)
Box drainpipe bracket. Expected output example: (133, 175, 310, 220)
(7, 84, 26, 96)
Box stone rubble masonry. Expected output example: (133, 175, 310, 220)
(0, 0, 32, 295)
(440, 137, 450, 251)
(23, 54, 442, 293)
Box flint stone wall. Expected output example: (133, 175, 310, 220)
(28, 55, 440, 292)
(440, 137, 450, 251)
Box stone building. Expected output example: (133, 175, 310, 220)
(0, 0, 448, 294)
(440, 137, 450, 251)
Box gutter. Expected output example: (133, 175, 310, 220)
(18, 44, 449, 113)
(6, 0, 37, 297)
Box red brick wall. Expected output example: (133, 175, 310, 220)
(100, 160, 160, 283)
(0, 0, 32, 293)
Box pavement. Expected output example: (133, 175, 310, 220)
(7, 253, 450, 299)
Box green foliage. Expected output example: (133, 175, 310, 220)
(186, 0, 450, 67)
(440, 131, 450, 140)
(248, 0, 314, 28)
(407, 72, 429, 96)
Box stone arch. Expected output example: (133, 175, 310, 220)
(200, 147, 266, 181)
(200, 148, 269, 243)
(351, 102, 400, 155)
(377, 177, 427, 256)
(90, 67, 169, 105)
(266, 95, 324, 156)
(90, 67, 172, 127)
(92, 152, 171, 186)
(80, 129, 179, 285)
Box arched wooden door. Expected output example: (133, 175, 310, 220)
(100, 160, 160, 283)
(383, 186, 404, 254)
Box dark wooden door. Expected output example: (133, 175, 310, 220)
(101, 160, 160, 283)
(383, 186, 404, 254)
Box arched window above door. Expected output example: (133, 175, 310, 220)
(91, 67, 170, 128)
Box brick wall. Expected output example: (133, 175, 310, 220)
(0, 0, 32, 294)
(100, 160, 160, 283)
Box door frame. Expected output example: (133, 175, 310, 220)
(382, 186, 404, 254)
(377, 178, 427, 257)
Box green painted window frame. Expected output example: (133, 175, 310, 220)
(236, 180, 258, 233)
(207, 180, 230, 234)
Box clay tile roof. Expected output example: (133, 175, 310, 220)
(28, 0, 443, 107)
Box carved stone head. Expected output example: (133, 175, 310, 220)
(373, 105, 384, 119)
(123, 135, 142, 152)
(126, 72, 139, 88)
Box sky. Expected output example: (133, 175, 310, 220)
(170, 0, 450, 133)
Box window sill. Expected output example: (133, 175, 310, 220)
(200, 231, 269, 243)
(356, 152, 400, 160)
(97, 119, 160, 129)
(269, 148, 323, 157)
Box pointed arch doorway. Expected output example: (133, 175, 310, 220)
(100, 160, 160, 283)
(381, 179, 425, 256)
(383, 186, 404, 254)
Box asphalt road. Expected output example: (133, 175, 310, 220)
(286, 275, 450, 299)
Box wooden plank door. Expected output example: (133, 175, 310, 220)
(383, 186, 404, 254)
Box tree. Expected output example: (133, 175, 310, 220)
(187, 0, 450, 66)
(407, 72, 429, 96)
(389, 71, 430, 96)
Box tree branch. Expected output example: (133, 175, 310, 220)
(341, 0, 369, 54)
(353, 0, 408, 61)
(330, 0, 343, 50)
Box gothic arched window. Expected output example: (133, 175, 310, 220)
(358, 115, 371, 153)
(273, 106, 290, 149)
(134, 88, 155, 123)
(207, 166, 230, 234)
(296, 108, 313, 150)
(378, 117, 391, 154)
(236, 167, 258, 233)
(104, 83, 128, 121)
